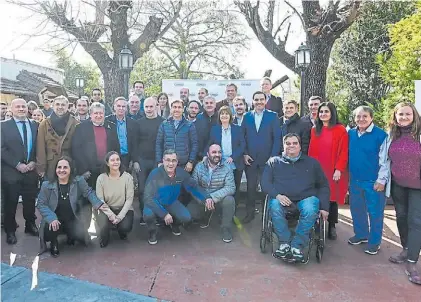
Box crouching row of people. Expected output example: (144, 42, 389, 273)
(37, 144, 236, 257)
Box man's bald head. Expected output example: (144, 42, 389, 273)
(144, 96, 157, 119)
(11, 98, 28, 120)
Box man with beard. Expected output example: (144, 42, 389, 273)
(72, 102, 120, 227)
(91, 88, 112, 116)
(135, 97, 163, 224)
(233, 96, 247, 126)
(188, 144, 236, 243)
(194, 96, 219, 161)
(180, 87, 190, 108)
(279, 100, 310, 154)
(127, 95, 145, 120)
(106, 97, 139, 169)
(241, 91, 281, 223)
(301, 95, 322, 129)
(36, 95, 79, 181)
(143, 149, 208, 245)
(186, 100, 201, 122)
(1, 99, 39, 244)
(133, 81, 146, 112)
(75, 96, 90, 122)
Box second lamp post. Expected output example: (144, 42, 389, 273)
(119, 45, 134, 99)
(294, 43, 311, 116)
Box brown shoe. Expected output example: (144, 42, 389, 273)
(405, 262, 421, 285)
(389, 249, 408, 264)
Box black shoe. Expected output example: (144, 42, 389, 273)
(66, 238, 75, 246)
(6, 232, 17, 245)
(139, 217, 146, 226)
(171, 224, 181, 236)
(50, 240, 60, 257)
(148, 230, 158, 245)
(119, 233, 127, 240)
(328, 224, 337, 240)
(242, 213, 255, 224)
(24, 222, 39, 236)
(221, 227, 232, 243)
(100, 238, 109, 248)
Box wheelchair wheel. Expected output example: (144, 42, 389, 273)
(316, 245, 323, 263)
(260, 232, 267, 253)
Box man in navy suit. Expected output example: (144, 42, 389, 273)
(1, 98, 39, 244)
(241, 91, 281, 223)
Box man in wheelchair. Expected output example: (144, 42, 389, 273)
(261, 133, 330, 262)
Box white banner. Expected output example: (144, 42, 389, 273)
(415, 80, 421, 114)
(162, 79, 261, 107)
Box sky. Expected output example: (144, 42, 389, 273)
(0, 1, 302, 87)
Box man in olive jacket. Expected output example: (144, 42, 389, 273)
(36, 95, 79, 181)
(187, 144, 236, 243)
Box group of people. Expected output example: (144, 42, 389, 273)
(1, 77, 420, 285)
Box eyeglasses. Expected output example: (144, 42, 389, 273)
(164, 159, 178, 164)
(284, 142, 299, 146)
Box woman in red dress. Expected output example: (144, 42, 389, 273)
(308, 102, 349, 240)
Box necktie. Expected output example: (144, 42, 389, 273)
(20, 121, 28, 162)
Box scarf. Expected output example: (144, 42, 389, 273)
(50, 112, 70, 136)
(281, 151, 302, 163)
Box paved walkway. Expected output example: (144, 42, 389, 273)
(1, 205, 420, 301)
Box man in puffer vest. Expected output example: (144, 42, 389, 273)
(188, 144, 236, 243)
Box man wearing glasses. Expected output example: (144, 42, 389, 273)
(91, 88, 112, 116)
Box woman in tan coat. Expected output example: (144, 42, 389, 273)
(36, 96, 79, 181)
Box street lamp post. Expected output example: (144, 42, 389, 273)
(119, 45, 134, 99)
(75, 77, 85, 98)
(294, 43, 311, 116)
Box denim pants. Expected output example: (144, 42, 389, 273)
(269, 196, 319, 249)
(349, 180, 386, 246)
(391, 181, 421, 262)
(143, 200, 192, 232)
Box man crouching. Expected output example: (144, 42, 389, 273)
(143, 149, 209, 245)
(261, 133, 330, 262)
(188, 144, 236, 243)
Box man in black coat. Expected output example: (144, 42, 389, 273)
(279, 100, 310, 154)
(72, 102, 120, 187)
(105, 97, 139, 169)
(261, 77, 283, 117)
(1, 98, 39, 244)
(194, 96, 219, 161)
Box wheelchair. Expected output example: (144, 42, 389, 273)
(259, 195, 326, 264)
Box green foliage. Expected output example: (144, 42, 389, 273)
(377, 2, 421, 125)
(53, 49, 102, 96)
(327, 1, 415, 128)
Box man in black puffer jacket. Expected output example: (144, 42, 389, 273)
(155, 99, 198, 173)
(279, 100, 311, 154)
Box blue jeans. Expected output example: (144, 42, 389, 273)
(269, 196, 320, 249)
(349, 180, 386, 246)
(143, 200, 191, 231)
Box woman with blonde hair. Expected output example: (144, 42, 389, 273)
(31, 108, 45, 123)
(387, 102, 421, 285)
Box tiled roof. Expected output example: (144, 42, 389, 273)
(0, 77, 37, 97)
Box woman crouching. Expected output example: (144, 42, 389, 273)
(37, 156, 111, 257)
(96, 151, 134, 248)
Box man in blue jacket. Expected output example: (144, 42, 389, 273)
(241, 91, 281, 223)
(155, 100, 198, 173)
(261, 133, 330, 262)
(143, 149, 210, 245)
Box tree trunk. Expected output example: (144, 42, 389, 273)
(302, 39, 335, 114)
(102, 65, 128, 105)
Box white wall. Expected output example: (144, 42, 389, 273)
(0, 57, 65, 84)
(162, 79, 261, 107)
